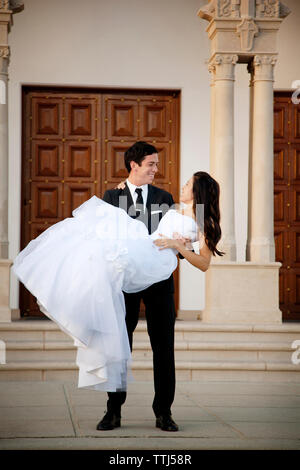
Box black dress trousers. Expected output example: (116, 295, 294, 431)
(107, 279, 176, 417)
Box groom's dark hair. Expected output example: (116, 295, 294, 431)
(124, 141, 158, 173)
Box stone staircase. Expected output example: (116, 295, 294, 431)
(0, 320, 300, 383)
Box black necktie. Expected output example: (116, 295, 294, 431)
(135, 188, 144, 215)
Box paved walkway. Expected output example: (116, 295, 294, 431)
(0, 380, 299, 450)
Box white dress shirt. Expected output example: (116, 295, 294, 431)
(126, 179, 148, 211)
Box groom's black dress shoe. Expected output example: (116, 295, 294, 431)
(156, 415, 179, 432)
(96, 411, 121, 430)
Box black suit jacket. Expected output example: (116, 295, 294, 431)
(103, 183, 175, 293)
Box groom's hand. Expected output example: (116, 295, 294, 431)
(115, 181, 126, 189)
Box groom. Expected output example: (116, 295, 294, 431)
(97, 141, 178, 432)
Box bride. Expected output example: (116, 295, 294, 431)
(12, 171, 224, 392)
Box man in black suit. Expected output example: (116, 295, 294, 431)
(97, 141, 178, 432)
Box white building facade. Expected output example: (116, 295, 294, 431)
(0, 0, 300, 322)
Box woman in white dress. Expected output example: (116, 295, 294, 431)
(12, 171, 224, 392)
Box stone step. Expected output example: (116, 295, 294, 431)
(133, 340, 296, 362)
(3, 338, 297, 363)
(1, 320, 300, 382)
(174, 322, 300, 343)
(5, 341, 77, 362)
(0, 359, 299, 383)
(1, 320, 300, 343)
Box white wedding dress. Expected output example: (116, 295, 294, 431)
(12, 196, 200, 392)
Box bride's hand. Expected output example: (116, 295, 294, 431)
(115, 181, 126, 189)
(172, 232, 193, 250)
(153, 234, 185, 251)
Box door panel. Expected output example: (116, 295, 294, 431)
(274, 92, 300, 321)
(21, 87, 180, 317)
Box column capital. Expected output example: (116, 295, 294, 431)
(253, 54, 277, 81)
(0, 2, 13, 60)
(0, 1, 11, 12)
(0, 46, 9, 59)
(208, 54, 238, 81)
(0, 1, 24, 13)
(211, 53, 239, 66)
(0, 44, 9, 76)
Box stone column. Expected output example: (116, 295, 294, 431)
(208, 62, 216, 172)
(209, 54, 238, 261)
(0, 49, 9, 259)
(247, 55, 277, 262)
(0, 3, 13, 322)
(246, 62, 254, 261)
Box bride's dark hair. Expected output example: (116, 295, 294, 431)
(192, 171, 225, 257)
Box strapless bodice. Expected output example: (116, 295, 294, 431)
(150, 209, 199, 243)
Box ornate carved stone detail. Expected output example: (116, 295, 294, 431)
(0, 0, 21, 66)
(208, 63, 216, 74)
(198, 0, 240, 21)
(253, 54, 277, 81)
(8, 0, 24, 13)
(231, 0, 241, 18)
(214, 54, 239, 65)
(255, 0, 290, 18)
(199, 0, 289, 21)
(208, 61, 217, 85)
(0, 46, 9, 59)
(198, 0, 215, 22)
(0, 1, 10, 10)
(256, 0, 279, 17)
(0, 1, 24, 12)
(219, 0, 240, 18)
(253, 54, 277, 66)
(219, 0, 232, 17)
(208, 54, 238, 80)
(236, 17, 259, 51)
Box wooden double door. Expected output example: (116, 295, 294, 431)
(274, 92, 300, 321)
(21, 87, 180, 317)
